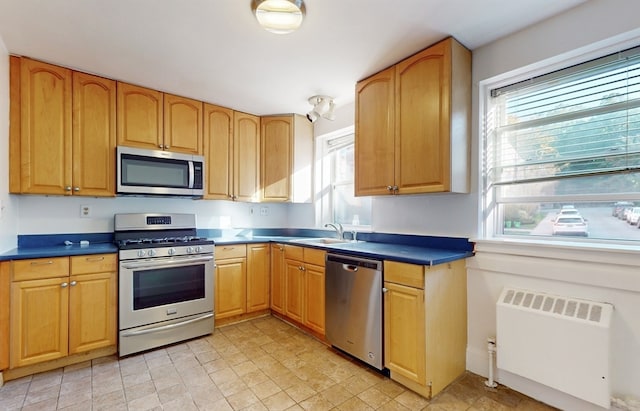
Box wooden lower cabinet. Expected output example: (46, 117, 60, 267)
(383, 259, 467, 399)
(11, 276, 69, 367)
(215, 245, 247, 320)
(282, 245, 326, 336)
(270, 244, 286, 314)
(247, 243, 270, 312)
(0, 262, 9, 371)
(9, 254, 117, 370)
(214, 243, 270, 322)
(284, 258, 305, 323)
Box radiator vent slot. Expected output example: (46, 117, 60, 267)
(497, 287, 613, 409)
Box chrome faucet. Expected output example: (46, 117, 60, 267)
(324, 223, 344, 240)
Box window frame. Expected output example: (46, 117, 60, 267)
(314, 126, 372, 230)
(480, 41, 640, 245)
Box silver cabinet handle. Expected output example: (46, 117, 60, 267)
(64, 186, 72, 191)
(382, 287, 388, 293)
(61, 282, 69, 288)
(70, 281, 77, 286)
(159, 144, 164, 149)
(165, 145, 170, 149)
(387, 185, 393, 191)
(31, 260, 53, 266)
(73, 187, 80, 192)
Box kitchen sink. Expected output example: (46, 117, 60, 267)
(291, 237, 350, 244)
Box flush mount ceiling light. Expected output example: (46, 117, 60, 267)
(306, 95, 335, 123)
(251, 0, 306, 34)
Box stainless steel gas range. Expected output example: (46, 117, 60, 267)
(114, 213, 214, 356)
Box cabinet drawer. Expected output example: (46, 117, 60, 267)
(304, 248, 326, 267)
(215, 244, 247, 260)
(12, 257, 69, 281)
(71, 254, 117, 275)
(284, 245, 303, 261)
(384, 260, 424, 289)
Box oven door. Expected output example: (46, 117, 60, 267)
(119, 254, 214, 330)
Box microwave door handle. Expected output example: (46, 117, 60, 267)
(120, 255, 213, 270)
(188, 161, 195, 189)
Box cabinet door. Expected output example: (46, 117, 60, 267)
(19, 58, 73, 195)
(284, 259, 304, 323)
(10, 277, 69, 368)
(234, 112, 260, 202)
(215, 258, 247, 319)
(355, 66, 395, 196)
(384, 281, 426, 384)
(270, 244, 285, 314)
(68, 271, 117, 354)
(261, 116, 292, 202)
(395, 40, 450, 194)
(72, 72, 116, 197)
(117, 82, 163, 150)
(204, 104, 234, 200)
(164, 93, 203, 154)
(304, 263, 325, 335)
(0, 262, 9, 370)
(247, 243, 270, 312)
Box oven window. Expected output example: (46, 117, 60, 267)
(133, 265, 205, 310)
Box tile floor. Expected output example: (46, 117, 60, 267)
(0, 315, 557, 411)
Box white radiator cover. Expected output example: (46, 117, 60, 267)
(496, 287, 613, 409)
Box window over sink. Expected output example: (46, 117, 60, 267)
(316, 126, 372, 229)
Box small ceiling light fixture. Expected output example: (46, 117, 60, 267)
(251, 0, 306, 34)
(306, 95, 335, 123)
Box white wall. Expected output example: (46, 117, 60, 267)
(0, 34, 18, 252)
(468, 0, 640, 409)
(15, 195, 293, 235)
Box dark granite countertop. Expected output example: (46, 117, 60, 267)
(0, 229, 474, 266)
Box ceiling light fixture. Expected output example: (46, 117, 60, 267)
(306, 95, 335, 123)
(251, 0, 306, 34)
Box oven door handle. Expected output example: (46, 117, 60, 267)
(120, 255, 213, 270)
(121, 313, 214, 337)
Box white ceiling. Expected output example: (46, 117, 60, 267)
(0, 0, 587, 117)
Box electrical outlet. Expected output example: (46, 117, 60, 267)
(80, 205, 91, 218)
(260, 206, 269, 216)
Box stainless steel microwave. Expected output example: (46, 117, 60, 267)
(116, 146, 205, 197)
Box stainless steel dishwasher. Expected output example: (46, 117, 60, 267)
(325, 253, 384, 370)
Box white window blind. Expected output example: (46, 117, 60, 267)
(489, 46, 640, 187)
(484, 45, 640, 242)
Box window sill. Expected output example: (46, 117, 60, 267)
(469, 238, 640, 292)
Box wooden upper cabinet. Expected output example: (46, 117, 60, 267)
(234, 112, 261, 202)
(396, 40, 449, 194)
(355, 67, 395, 196)
(10, 57, 116, 196)
(14, 57, 73, 195)
(72, 72, 116, 197)
(117, 82, 163, 150)
(261, 115, 313, 203)
(164, 93, 203, 154)
(355, 37, 471, 196)
(204, 104, 234, 200)
(261, 116, 292, 202)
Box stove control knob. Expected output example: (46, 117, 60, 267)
(194, 246, 202, 253)
(186, 246, 194, 254)
(168, 248, 176, 256)
(137, 250, 146, 258)
(148, 249, 157, 257)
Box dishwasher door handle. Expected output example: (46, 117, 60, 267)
(343, 264, 358, 272)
